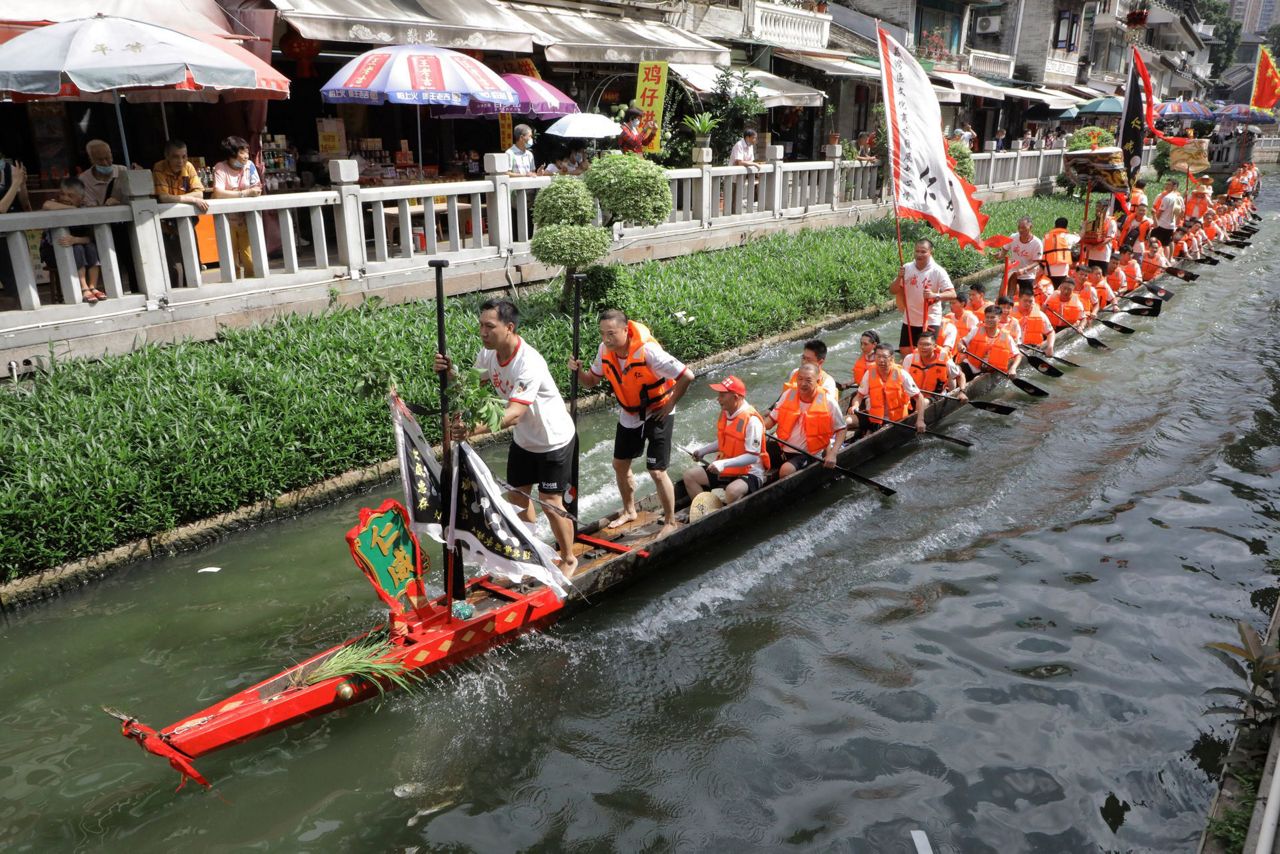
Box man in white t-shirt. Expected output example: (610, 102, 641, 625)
(728, 129, 760, 169)
(889, 238, 958, 354)
(1151, 178, 1184, 247)
(435, 299, 578, 573)
(1003, 216, 1043, 277)
(570, 309, 694, 537)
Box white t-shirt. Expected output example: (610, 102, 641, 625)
(858, 365, 922, 398)
(769, 390, 845, 452)
(1086, 218, 1117, 264)
(474, 338, 575, 453)
(506, 145, 535, 176)
(1153, 191, 1183, 228)
(900, 259, 954, 328)
(728, 138, 756, 166)
(1008, 233, 1043, 271)
(901, 352, 962, 384)
(591, 339, 688, 429)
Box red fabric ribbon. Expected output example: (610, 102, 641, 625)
(1132, 49, 1188, 147)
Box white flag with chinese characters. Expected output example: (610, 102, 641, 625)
(877, 27, 987, 248)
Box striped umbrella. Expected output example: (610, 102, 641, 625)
(1155, 100, 1213, 120)
(320, 45, 518, 107)
(1213, 104, 1278, 125)
(434, 74, 580, 119)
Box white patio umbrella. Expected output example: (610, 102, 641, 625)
(0, 14, 259, 164)
(544, 113, 624, 138)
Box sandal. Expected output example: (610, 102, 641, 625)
(92, 289, 107, 300)
(81, 289, 99, 304)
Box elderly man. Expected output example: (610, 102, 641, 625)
(765, 362, 846, 478)
(683, 375, 769, 505)
(506, 124, 536, 177)
(849, 344, 926, 436)
(83, 139, 139, 291)
(153, 139, 208, 287)
(728, 128, 759, 169)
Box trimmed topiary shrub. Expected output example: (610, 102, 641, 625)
(532, 176, 596, 228)
(1067, 125, 1117, 151)
(947, 141, 975, 181)
(583, 153, 673, 226)
(529, 223, 614, 270)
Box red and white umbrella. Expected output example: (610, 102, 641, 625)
(434, 74, 580, 119)
(320, 45, 518, 107)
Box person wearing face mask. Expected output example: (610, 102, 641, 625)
(80, 139, 140, 291)
(506, 125, 536, 177)
(212, 135, 263, 279)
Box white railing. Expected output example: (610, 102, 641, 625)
(968, 49, 1016, 77)
(747, 0, 830, 50)
(0, 146, 1080, 346)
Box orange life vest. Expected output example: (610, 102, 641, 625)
(1075, 281, 1096, 314)
(964, 327, 1017, 372)
(935, 316, 959, 352)
(906, 351, 951, 394)
(1034, 276, 1054, 306)
(997, 314, 1021, 343)
(1106, 268, 1127, 294)
(864, 364, 912, 425)
(1186, 193, 1210, 219)
(1141, 251, 1166, 283)
(1013, 304, 1052, 346)
(1228, 177, 1245, 198)
(1204, 221, 1219, 240)
(1123, 258, 1142, 286)
(851, 353, 872, 386)
(785, 366, 834, 393)
(1045, 293, 1085, 328)
(716, 405, 768, 476)
(1084, 278, 1110, 310)
(773, 387, 837, 454)
(1044, 228, 1073, 267)
(949, 306, 980, 340)
(598, 321, 677, 419)
(967, 295, 988, 316)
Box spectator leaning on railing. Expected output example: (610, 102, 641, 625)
(152, 140, 208, 287)
(81, 139, 139, 292)
(211, 135, 263, 279)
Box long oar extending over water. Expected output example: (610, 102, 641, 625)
(1149, 264, 1197, 282)
(1188, 256, 1220, 266)
(1021, 343, 1081, 369)
(1018, 348, 1064, 377)
(962, 348, 1052, 395)
(767, 432, 896, 497)
(1209, 248, 1236, 260)
(861, 413, 974, 448)
(1041, 304, 1108, 350)
(921, 388, 1016, 415)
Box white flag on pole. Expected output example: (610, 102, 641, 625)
(877, 26, 987, 248)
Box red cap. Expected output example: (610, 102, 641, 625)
(709, 375, 747, 395)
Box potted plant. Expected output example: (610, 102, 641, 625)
(682, 112, 720, 148)
(824, 103, 840, 146)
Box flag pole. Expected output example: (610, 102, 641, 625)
(877, 21, 911, 344)
(567, 272, 584, 534)
(430, 259, 465, 612)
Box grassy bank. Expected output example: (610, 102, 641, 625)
(0, 194, 1084, 581)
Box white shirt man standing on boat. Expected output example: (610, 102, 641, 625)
(434, 298, 579, 574)
(889, 238, 957, 355)
(569, 309, 694, 537)
(683, 375, 768, 505)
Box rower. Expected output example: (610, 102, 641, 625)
(943, 293, 979, 347)
(683, 375, 769, 505)
(1169, 226, 1193, 262)
(1118, 244, 1143, 288)
(1130, 179, 1149, 208)
(995, 294, 1022, 343)
(1082, 264, 1115, 313)
(849, 343, 926, 436)
(785, 339, 839, 398)
(1186, 177, 1212, 221)
(850, 329, 880, 387)
(1105, 256, 1129, 296)
(1043, 216, 1078, 285)
(569, 309, 694, 537)
(966, 282, 988, 316)
(1116, 203, 1153, 252)
(764, 363, 846, 477)
(435, 298, 578, 573)
(902, 330, 967, 399)
(889, 238, 957, 355)
(961, 305, 1022, 380)
(1045, 279, 1087, 333)
(1013, 282, 1056, 357)
(1141, 236, 1168, 283)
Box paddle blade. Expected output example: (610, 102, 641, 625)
(1124, 294, 1161, 308)
(1082, 333, 1109, 349)
(1096, 317, 1135, 334)
(1010, 375, 1050, 396)
(1024, 353, 1064, 377)
(1122, 305, 1160, 317)
(849, 471, 896, 497)
(969, 399, 1017, 415)
(1213, 251, 1237, 259)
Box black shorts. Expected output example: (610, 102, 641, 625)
(898, 323, 939, 349)
(614, 415, 674, 471)
(1151, 226, 1174, 246)
(507, 439, 574, 495)
(705, 469, 764, 493)
(1049, 274, 1068, 286)
(781, 452, 819, 472)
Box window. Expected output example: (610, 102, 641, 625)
(1053, 9, 1082, 51)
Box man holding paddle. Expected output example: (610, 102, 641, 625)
(889, 238, 957, 354)
(682, 375, 769, 505)
(764, 363, 846, 478)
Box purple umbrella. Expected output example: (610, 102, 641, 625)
(1214, 104, 1277, 125)
(1155, 100, 1213, 120)
(434, 74, 580, 119)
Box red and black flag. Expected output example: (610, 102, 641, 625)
(1117, 56, 1145, 200)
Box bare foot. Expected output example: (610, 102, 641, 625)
(560, 555, 579, 577)
(658, 521, 680, 538)
(607, 510, 638, 530)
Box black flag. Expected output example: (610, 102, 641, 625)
(1118, 57, 1146, 196)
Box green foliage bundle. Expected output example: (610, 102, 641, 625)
(1066, 126, 1117, 151)
(532, 176, 596, 227)
(1153, 139, 1171, 179)
(709, 68, 766, 160)
(0, 195, 1084, 580)
(529, 223, 614, 269)
(296, 636, 421, 699)
(947, 141, 975, 181)
(582, 153, 673, 226)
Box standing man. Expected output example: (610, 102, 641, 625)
(1001, 216, 1043, 278)
(1082, 207, 1117, 270)
(1042, 217, 1077, 285)
(682, 375, 768, 505)
(506, 125, 536, 176)
(570, 309, 694, 537)
(889, 238, 957, 355)
(435, 299, 579, 574)
(1151, 178, 1184, 247)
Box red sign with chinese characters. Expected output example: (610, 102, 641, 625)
(343, 53, 390, 90)
(407, 54, 446, 92)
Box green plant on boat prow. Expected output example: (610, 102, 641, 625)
(294, 635, 422, 701)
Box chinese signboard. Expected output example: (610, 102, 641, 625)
(633, 61, 668, 154)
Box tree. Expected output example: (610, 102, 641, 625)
(1201, 0, 1242, 78)
(1267, 23, 1280, 58)
(709, 68, 766, 161)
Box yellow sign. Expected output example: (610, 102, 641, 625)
(499, 113, 513, 152)
(634, 61, 668, 153)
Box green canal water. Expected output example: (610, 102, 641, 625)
(3, 191, 1280, 852)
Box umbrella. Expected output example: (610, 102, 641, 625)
(0, 15, 262, 164)
(1155, 100, 1213, 120)
(1076, 96, 1123, 115)
(319, 45, 518, 107)
(1058, 106, 1079, 121)
(1214, 104, 1277, 125)
(544, 113, 624, 138)
(434, 74, 580, 119)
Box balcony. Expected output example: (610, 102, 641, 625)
(1043, 55, 1079, 84)
(967, 49, 1015, 77)
(745, 0, 831, 50)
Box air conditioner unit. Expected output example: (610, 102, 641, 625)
(975, 15, 1001, 34)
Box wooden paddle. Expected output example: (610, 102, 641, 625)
(1019, 348, 1065, 377)
(1149, 264, 1198, 281)
(1092, 313, 1136, 334)
(1022, 343, 1081, 369)
(862, 413, 975, 448)
(921, 388, 1016, 415)
(1209, 248, 1237, 260)
(1188, 256, 1220, 266)
(1225, 239, 1251, 248)
(1120, 292, 1163, 308)
(1041, 304, 1108, 350)
(1145, 281, 1176, 300)
(961, 348, 1052, 395)
(767, 432, 896, 496)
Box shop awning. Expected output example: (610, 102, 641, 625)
(930, 70, 1010, 100)
(0, 0, 236, 43)
(774, 49, 880, 79)
(504, 3, 729, 65)
(669, 63, 824, 108)
(269, 0, 535, 53)
(1032, 86, 1085, 108)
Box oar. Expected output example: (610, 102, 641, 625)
(1225, 239, 1251, 248)
(1188, 256, 1220, 266)
(1019, 347, 1065, 377)
(1092, 312, 1136, 334)
(766, 432, 896, 497)
(1120, 292, 1162, 309)
(1148, 264, 1198, 281)
(863, 412, 974, 448)
(921, 388, 1016, 415)
(1145, 281, 1176, 300)
(1022, 343, 1081, 369)
(962, 348, 1052, 395)
(1208, 248, 1236, 260)
(1042, 304, 1109, 350)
